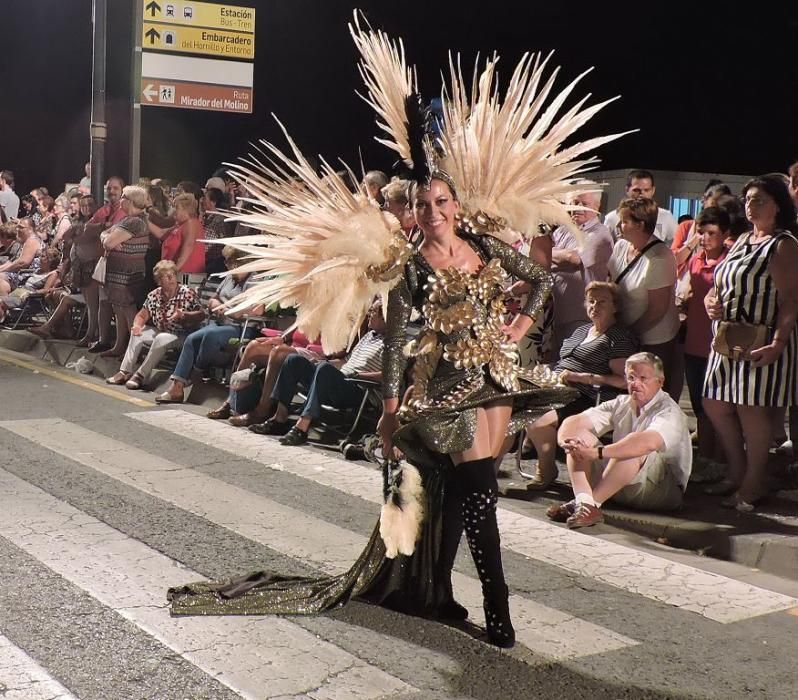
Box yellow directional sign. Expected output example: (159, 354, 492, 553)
(143, 22, 254, 59)
(143, 1, 255, 34)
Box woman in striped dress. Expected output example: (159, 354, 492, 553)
(703, 175, 798, 511)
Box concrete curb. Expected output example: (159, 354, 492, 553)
(499, 477, 798, 582)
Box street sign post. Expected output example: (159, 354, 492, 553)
(131, 0, 256, 178)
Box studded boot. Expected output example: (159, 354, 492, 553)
(458, 457, 515, 648)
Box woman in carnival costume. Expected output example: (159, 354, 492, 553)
(167, 12, 627, 649)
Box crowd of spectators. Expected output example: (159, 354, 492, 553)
(3, 162, 798, 524)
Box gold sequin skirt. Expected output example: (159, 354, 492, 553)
(394, 362, 578, 470)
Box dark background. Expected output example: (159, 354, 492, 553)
(1, 1, 796, 196)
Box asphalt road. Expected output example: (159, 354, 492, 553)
(1, 355, 798, 700)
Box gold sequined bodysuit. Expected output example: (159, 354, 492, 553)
(386, 232, 574, 468)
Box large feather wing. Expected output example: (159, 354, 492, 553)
(438, 52, 635, 240)
(212, 118, 411, 355)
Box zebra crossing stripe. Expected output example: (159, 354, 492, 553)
(0, 466, 414, 699)
(0, 634, 78, 700)
(0, 418, 638, 661)
(125, 410, 798, 624)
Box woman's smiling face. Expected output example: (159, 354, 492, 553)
(412, 178, 459, 238)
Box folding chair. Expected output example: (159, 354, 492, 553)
(3, 294, 50, 330)
(292, 376, 383, 446)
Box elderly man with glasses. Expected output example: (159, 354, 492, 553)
(547, 352, 692, 528)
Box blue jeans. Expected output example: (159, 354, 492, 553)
(272, 355, 364, 420)
(171, 324, 240, 383)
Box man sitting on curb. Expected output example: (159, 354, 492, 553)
(548, 351, 692, 528)
(251, 302, 385, 446)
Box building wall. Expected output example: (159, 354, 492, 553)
(591, 169, 753, 217)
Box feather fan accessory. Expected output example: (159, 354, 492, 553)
(380, 459, 424, 558)
(212, 118, 413, 355)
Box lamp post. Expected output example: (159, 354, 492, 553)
(90, 0, 107, 203)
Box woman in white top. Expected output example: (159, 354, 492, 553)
(608, 197, 681, 400)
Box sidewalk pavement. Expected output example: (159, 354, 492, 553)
(4, 327, 798, 582)
(497, 457, 798, 581)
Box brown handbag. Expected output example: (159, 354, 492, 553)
(712, 321, 768, 361)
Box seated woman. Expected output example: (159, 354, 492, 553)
(148, 193, 205, 274)
(521, 281, 638, 489)
(155, 246, 263, 403)
(1, 246, 61, 324)
(105, 260, 203, 389)
(0, 218, 45, 296)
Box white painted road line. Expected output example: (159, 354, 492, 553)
(0, 467, 413, 699)
(0, 634, 78, 700)
(127, 410, 798, 623)
(1, 418, 638, 661)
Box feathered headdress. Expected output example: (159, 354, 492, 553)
(350, 11, 633, 243)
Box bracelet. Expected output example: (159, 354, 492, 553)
(597, 445, 604, 460)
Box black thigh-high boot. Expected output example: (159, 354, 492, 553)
(458, 456, 515, 648)
(436, 468, 468, 620)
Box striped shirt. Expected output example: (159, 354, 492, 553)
(704, 231, 797, 406)
(555, 323, 638, 403)
(341, 330, 384, 377)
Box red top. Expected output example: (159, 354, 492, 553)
(89, 201, 126, 227)
(684, 247, 727, 357)
(161, 219, 205, 273)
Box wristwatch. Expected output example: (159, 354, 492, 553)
(597, 445, 604, 460)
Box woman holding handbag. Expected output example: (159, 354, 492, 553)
(702, 174, 798, 511)
(607, 197, 681, 399)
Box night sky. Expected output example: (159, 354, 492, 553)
(2, 1, 796, 197)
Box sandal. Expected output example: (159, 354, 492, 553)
(279, 426, 308, 446)
(105, 371, 131, 385)
(229, 411, 268, 427)
(125, 372, 146, 390)
(720, 492, 760, 513)
(207, 402, 232, 420)
(154, 391, 184, 404)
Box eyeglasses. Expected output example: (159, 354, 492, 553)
(625, 373, 657, 384)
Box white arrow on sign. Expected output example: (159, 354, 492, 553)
(142, 83, 157, 102)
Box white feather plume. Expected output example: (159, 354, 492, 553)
(438, 52, 634, 240)
(211, 118, 408, 355)
(349, 11, 416, 166)
(380, 462, 424, 558)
